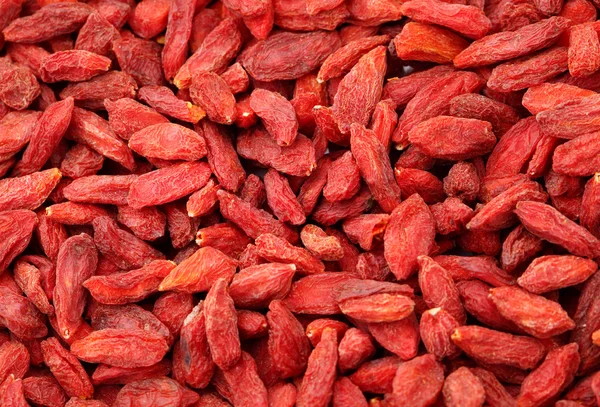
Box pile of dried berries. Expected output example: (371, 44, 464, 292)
(3, 0, 600, 405)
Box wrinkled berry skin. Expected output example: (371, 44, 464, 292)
(3, 2, 600, 406)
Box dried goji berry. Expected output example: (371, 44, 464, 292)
(92, 216, 164, 269)
(368, 314, 420, 361)
(173, 17, 243, 89)
(256, 233, 324, 275)
(487, 47, 569, 92)
(204, 278, 241, 370)
(384, 194, 436, 280)
(489, 286, 575, 338)
(137, 85, 205, 124)
(71, 328, 169, 368)
(104, 99, 168, 141)
(333, 377, 368, 407)
(75, 12, 120, 57)
(454, 16, 570, 68)
(196, 223, 251, 259)
(451, 326, 546, 369)
(128, 161, 211, 208)
(395, 22, 469, 64)
(332, 46, 387, 135)
(237, 126, 316, 177)
(112, 377, 199, 406)
(159, 246, 237, 293)
(65, 107, 136, 171)
(501, 227, 543, 275)
(40, 50, 111, 83)
(516, 200, 600, 258)
(23, 374, 68, 407)
(351, 123, 401, 213)
(386, 354, 444, 407)
(296, 327, 338, 407)
(54, 233, 98, 339)
(41, 337, 94, 399)
(218, 190, 299, 243)
(420, 308, 461, 360)
(189, 72, 237, 125)
(59, 71, 138, 111)
(128, 0, 169, 39)
(161, 0, 194, 81)
(239, 30, 341, 81)
(266, 300, 311, 381)
(418, 256, 466, 324)
(12, 98, 74, 176)
(443, 367, 486, 407)
(568, 23, 600, 78)
(392, 71, 485, 149)
(517, 344, 580, 406)
(230, 263, 296, 309)
(3, 3, 93, 43)
(349, 356, 401, 394)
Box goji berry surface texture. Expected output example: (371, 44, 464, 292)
(2, 0, 600, 406)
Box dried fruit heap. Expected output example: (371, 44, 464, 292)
(2, 0, 600, 405)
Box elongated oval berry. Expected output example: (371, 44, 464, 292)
(451, 326, 546, 369)
(65, 107, 136, 171)
(453, 16, 570, 68)
(318, 35, 390, 83)
(70, 328, 170, 368)
(229, 263, 296, 309)
(301, 224, 344, 261)
(54, 234, 98, 339)
(0, 285, 48, 339)
(200, 122, 245, 191)
(159, 246, 237, 293)
(39, 50, 111, 83)
(352, 125, 401, 212)
(489, 286, 575, 338)
(408, 116, 496, 161)
(105, 98, 169, 140)
(2, 3, 94, 44)
(296, 327, 338, 407)
(84, 260, 176, 304)
(256, 233, 324, 275)
(178, 302, 214, 388)
(466, 181, 548, 232)
(128, 161, 212, 208)
(332, 46, 387, 135)
(12, 98, 74, 177)
(420, 308, 461, 360)
(443, 367, 486, 407)
(387, 354, 444, 407)
(515, 201, 600, 258)
(250, 88, 299, 147)
(384, 194, 436, 280)
(392, 71, 485, 149)
(338, 293, 414, 323)
(92, 216, 165, 269)
(418, 256, 466, 325)
(218, 190, 299, 244)
(41, 337, 94, 399)
(204, 278, 241, 370)
(517, 344, 580, 407)
(267, 300, 311, 380)
(518, 255, 598, 293)
(239, 31, 342, 81)
(129, 123, 207, 161)
(394, 22, 469, 64)
(113, 377, 199, 406)
(189, 72, 237, 125)
(323, 152, 360, 204)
